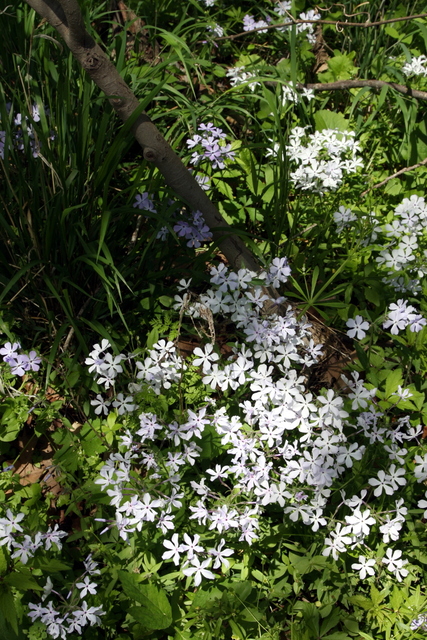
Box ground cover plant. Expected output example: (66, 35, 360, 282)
(2, 0, 427, 638)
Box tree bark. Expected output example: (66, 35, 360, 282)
(24, 0, 260, 272)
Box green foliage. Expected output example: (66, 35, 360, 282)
(2, 0, 427, 639)
(118, 572, 173, 629)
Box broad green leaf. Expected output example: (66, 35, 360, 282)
(389, 586, 405, 611)
(354, 342, 369, 371)
(349, 595, 373, 611)
(35, 559, 72, 572)
(343, 617, 360, 633)
(159, 296, 173, 308)
(384, 368, 403, 399)
(317, 51, 358, 82)
(190, 586, 222, 610)
(364, 286, 381, 307)
(214, 178, 233, 199)
(314, 110, 349, 132)
(118, 573, 172, 630)
(4, 572, 42, 591)
(384, 26, 400, 39)
(251, 569, 268, 583)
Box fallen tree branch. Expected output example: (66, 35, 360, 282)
(361, 158, 427, 196)
(301, 79, 427, 101)
(213, 13, 427, 42)
(24, 0, 260, 273)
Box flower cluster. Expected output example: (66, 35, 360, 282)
(333, 205, 357, 232)
(276, 126, 363, 192)
(378, 195, 427, 291)
(402, 55, 427, 77)
(382, 299, 426, 335)
(132, 192, 212, 248)
(80, 259, 420, 597)
(207, 23, 224, 38)
(281, 83, 315, 105)
(186, 122, 236, 169)
(332, 195, 427, 294)
(28, 555, 104, 639)
(411, 613, 427, 631)
(296, 9, 321, 45)
(85, 339, 126, 390)
(273, 3, 320, 44)
(0, 509, 67, 563)
(226, 66, 260, 91)
(133, 191, 157, 213)
(173, 210, 213, 248)
(243, 14, 271, 33)
(87, 338, 186, 398)
(0, 342, 42, 376)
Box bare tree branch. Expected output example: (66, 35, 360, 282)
(302, 79, 427, 102)
(24, 0, 260, 272)
(361, 158, 427, 196)
(212, 13, 427, 42)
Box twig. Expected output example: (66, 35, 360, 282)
(212, 13, 427, 42)
(302, 79, 427, 101)
(361, 158, 427, 196)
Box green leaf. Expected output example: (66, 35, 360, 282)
(34, 558, 72, 572)
(0, 610, 26, 640)
(384, 26, 400, 39)
(317, 51, 358, 82)
(320, 607, 341, 636)
(159, 296, 173, 308)
(354, 342, 369, 371)
(190, 586, 222, 610)
(343, 617, 360, 633)
(384, 368, 403, 399)
(4, 572, 42, 591)
(118, 572, 172, 629)
(0, 585, 17, 634)
(146, 326, 160, 349)
(389, 586, 405, 611)
(252, 569, 268, 583)
(228, 580, 252, 601)
(0, 547, 7, 576)
(349, 595, 373, 611)
(364, 285, 381, 307)
(314, 110, 349, 132)
(214, 178, 233, 199)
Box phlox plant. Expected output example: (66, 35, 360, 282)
(332, 194, 427, 297)
(1, 258, 427, 640)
